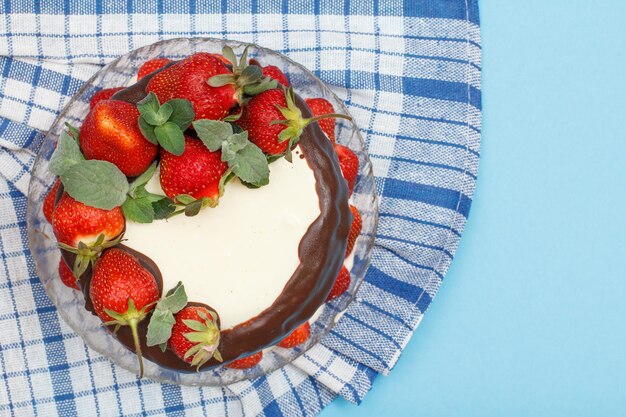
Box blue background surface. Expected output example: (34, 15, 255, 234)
(323, 1, 626, 415)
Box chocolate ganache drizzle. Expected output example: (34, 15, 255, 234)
(61, 66, 351, 371)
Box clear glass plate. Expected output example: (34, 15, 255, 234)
(26, 37, 378, 386)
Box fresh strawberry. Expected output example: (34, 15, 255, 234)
(137, 58, 172, 80)
(58, 258, 79, 290)
(226, 351, 263, 369)
(43, 179, 60, 223)
(236, 89, 290, 155)
(345, 205, 362, 257)
(277, 322, 310, 348)
(146, 52, 236, 121)
(90, 248, 160, 378)
(169, 306, 222, 368)
(80, 100, 158, 176)
(52, 193, 125, 277)
(305, 98, 336, 142)
(89, 87, 124, 109)
(159, 136, 228, 202)
(262, 65, 290, 86)
(53, 193, 124, 248)
(334, 144, 359, 195)
(326, 266, 350, 301)
(236, 88, 350, 160)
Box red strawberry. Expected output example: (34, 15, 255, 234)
(262, 65, 290, 86)
(137, 58, 172, 80)
(169, 306, 222, 368)
(237, 88, 350, 159)
(326, 266, 351, 301)
(346, 205, 362, 257)
(90, 248, 160, 378)
(58, 258, 79, 290)
(52, 193, 125, 277)
(277, 322, 310, 348)
(159, 136, 228, 201)
(53, 193, 124, 248)
(43, 179, 60, 223)
(146, 53, 236, 121)
(89, 87, 124, 109)
(80, 100, 158, 177)
(236, 89, 290, 155)
(334, 144, 359, 195)
(226, 351, 263, 369)
(305, 98, 335, 142)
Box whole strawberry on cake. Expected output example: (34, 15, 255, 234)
(44, 45, 364, 376)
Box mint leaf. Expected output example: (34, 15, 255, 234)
(221, 145, 237, 164)
(193, 119, 232, 151)
(61, 160, 129, 210)
(134, 186, 167, 203)
(128, 161, 157, 196)
(167, 99, 195, 130)
(228, 131, 249, 151)
(122, 197, 154, 223)
(231, 142, 270, 187)
(222, 132, 251, 163)
(152, 197, 176, 219)
(155, 122, 185, 156)
(146, 309, 175, 347)
(240, 180, 263, 189)
(155, 102, 173, 124)
(146, 282, 188, 347)
(137, 92, 160, 118)
(159, 282, 187, 313)
(49, 130, 85, 176)
(138, 116, 158, 144)
(142, 106, 169, 126)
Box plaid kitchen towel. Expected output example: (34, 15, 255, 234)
(0, 1, 481, 416)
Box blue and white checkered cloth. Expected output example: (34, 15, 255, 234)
(0, 1, 481, 416)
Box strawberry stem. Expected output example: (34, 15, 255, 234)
(104, 298, 155, 379)
(306, 113, 352, 123)
(128, 317, 144, 378)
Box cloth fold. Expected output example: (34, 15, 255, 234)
(0, 1, 481, 415)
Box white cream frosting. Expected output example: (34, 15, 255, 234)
(123, 147, 320, 329)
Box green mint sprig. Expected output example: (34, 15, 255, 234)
(49, 125, 129, 210)
(146, 282, 188, 352)
(137, 93, 195, 156)
(121, 162, 173, 223)
(192, 119, 270, 188)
